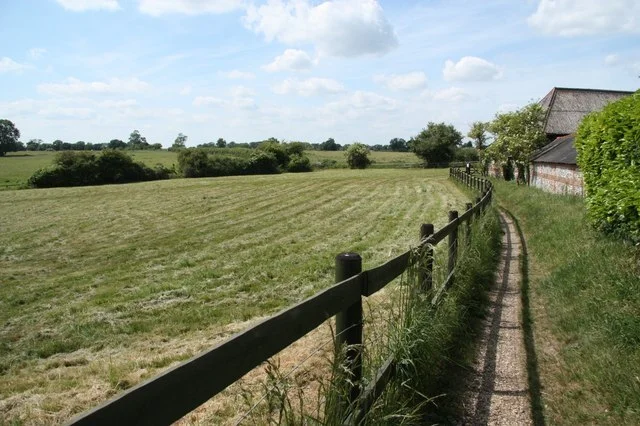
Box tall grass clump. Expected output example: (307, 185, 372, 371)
(362, 206, 502, 424)
(494, 179, 640, 425)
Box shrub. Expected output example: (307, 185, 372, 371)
(575, 90, 640, 242)
(28, 150, 171, 188)
(345, 143, 371, 169)
(246, 151, 280, 175)
(286, 154, 312, 173)
(258, 141, 290, 169)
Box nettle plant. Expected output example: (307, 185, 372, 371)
(576, 90, 640, 243)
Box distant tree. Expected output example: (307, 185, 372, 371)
(485, 103, 546, 181)
(345, 143, 372, 169)
(128, 130, 149, 150)
(170, 133, 187, 151)
(52, 139, 64, 151)
(389, 137, 408, 152)
(74, 141, 86, 151)
(0, 120, 20, 156)
(286, 141, 306, 156)
(412, 122, 462, 166)
(26, 138, 42, 151)
(109, 139, 127, 150)
(216, 138, 226, 148)
(320, 137, 340, 151)
(467, 121, 490, 151)
(150, 143, 163, 150)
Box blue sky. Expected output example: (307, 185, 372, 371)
(1, 0, 638, 147)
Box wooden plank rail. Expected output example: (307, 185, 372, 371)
(67, 167, 492, 426)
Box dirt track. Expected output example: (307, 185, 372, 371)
(460, 212, 532, 425)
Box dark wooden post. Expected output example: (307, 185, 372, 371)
(475, 197, 481, 220)
(419, 224, 434, 292)
(447, 211, 458, 289)
(465, 203, 473, 242)
(335, 253, 363, 408)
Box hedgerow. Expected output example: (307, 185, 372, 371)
(575, 90, 640, 243)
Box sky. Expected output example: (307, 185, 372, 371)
(0, 0, 639, 147)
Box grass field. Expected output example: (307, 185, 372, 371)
(495, 180, 640, 425)
(0, 150, 421, 190)
(0, 168, 468, 424)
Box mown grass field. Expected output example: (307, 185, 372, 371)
(0, 168, 468, 424)
(495, 180, 640, 425)
(0, 150, 420, 190)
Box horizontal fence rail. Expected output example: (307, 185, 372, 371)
(67, 167, 493, 426)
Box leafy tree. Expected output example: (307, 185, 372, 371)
(109, 139, 126, 150)
(467, 121, 490, 151)
(74, 141, 86, 151)
(216, 138, 226, 148)
(52, 139, 64, 151)
(285, 141, 306, 156)
(345, 142, 372, 169)
(26, 139, 42, 151)
(128, 130, 149, 150)
(411, 122, 462, 166)
(0, 120, 20, 156)
(389, 137, 408, 152)
(170, 133, 187, 151)
(320, 137, 340, 151)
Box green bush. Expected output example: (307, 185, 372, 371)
(345, 143, 372, 169)
(575, 90, 640, 242)
(28, 150, 172, 188)
(286, 154, 312, 173)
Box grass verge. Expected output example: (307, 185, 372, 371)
(494, 179, 640, 425)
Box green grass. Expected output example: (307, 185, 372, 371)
(0, 168, 470, 424)
(494, 180, 640, 425)
(305, 150, 420, 168)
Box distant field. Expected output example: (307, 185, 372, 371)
(0, 150, 420, 190)
(0, 168, 467, 424)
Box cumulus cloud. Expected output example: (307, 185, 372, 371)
(55, 0, 120, 11)
(38, 77, 150, 95)
(528, 0, 640, 36)
(443, 56, 502, 82)
(193, 86, 257, 110)
(431, 87, 470, 102)
(244, 0, 398, 58)
(374, 72, 426, 90)
(220, 70, 256, 79)
(0, 57, 30, 73)
(98, 99, 138, 108)
(263, 49, 314, 72)
(273, 78, 344, 96)
(138, 0, 243, 16)
(604, 54, 620, 66)
(324, 91, 397, 113)
(193, 96, 225, 107)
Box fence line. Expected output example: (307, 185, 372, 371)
(67, 167, 492, 426)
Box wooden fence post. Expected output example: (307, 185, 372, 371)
(447, 211, 458, 289)
(335, 252, 363, 409)
(419, 224, 434, 292)
(465, 203, 473, 242)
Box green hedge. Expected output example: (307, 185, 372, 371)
(575, 90, 640, 242)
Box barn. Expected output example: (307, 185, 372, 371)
(529, 87, 633, 195)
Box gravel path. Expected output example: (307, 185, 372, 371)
(460, 212, 532, 425)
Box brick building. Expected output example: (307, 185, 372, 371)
(529, 87, 633, 195)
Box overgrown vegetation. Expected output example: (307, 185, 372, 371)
(345, 143, 372, 169)
(575, 90, 640, 243)
(364, 206, 502, 424)
(494, 179, 640, 425)
(27, 150, 173, 188)
(411, 122, 463, 166)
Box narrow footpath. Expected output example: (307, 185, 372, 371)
(461, 212, 532, 425)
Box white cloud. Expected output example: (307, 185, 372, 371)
(273, 78, 344, 96)
(374, 72, 427, 91)
(528, 0, 640, 36)
(38, 77, 150, 95)
(431, 87, 470, 102)
(325, 91, 397, 113)
(0, 57, 30, 73)
(604, 54, 620, 66)
(138, 0, 243, 16)
(55, 0, 120, 11)
(443, 56, 502, 82)
(179, 85, 192, 95)
(98, 99, 138, 108)
(244, 0, 398, 58)
(263, 49, 314, 72)
(193, 86, 257, 110)
(220, 70, 256, 79)
(28, 48, 47, 60)
(230, 85, 256, 98)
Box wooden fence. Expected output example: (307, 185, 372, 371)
(67, 167, 493, 425)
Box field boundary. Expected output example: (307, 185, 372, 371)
(67, 167, 492, 425)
